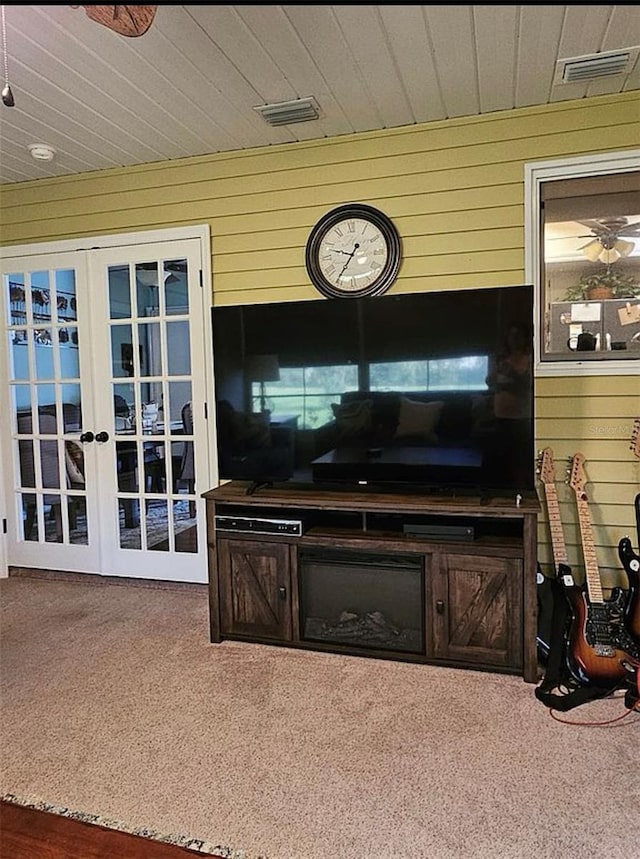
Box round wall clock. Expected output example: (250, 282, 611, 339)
(305, 203, 401, 299)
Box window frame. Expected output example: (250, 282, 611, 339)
(524, 149, 640, 377)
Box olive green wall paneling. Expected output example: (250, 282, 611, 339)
(535, 374, 640, 589)
(1, 90, 639, 587)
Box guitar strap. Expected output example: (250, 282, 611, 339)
(534, 570, 615, 711)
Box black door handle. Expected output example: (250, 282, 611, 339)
(95, 431, 110, 443)
(79, 431, 94, 443)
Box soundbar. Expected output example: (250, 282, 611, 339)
(402, 523, 474, 541)
(215, 515, 304, 537)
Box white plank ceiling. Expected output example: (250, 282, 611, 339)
(0, 4, 639, 185)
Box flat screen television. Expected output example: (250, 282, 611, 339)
(211, 284, 535, 498)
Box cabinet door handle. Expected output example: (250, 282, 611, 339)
(278, 586, 287, 600)
(436, 600, 445, 614)
(79, 431, 94, 443)
(95, 431, 110, 443)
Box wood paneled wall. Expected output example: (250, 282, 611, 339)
(1, 91, 639, 586)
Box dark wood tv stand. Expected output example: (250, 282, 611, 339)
(203, 481, 540, 682)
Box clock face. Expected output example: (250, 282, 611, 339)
(305, 204, 401, 298)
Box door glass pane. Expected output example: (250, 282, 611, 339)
(34, 329, 54, 378)
(20, 493, 38, 541)
(61, 385, 82, 431)
(146, 500, 169, 552)
(173, 499, 197, 554)
(139, 322, 162, 376)
(9, 332, 29, 380)
(167, 381, 191, 434)
(166, 321, 190, 375)
(68, 495, 88, 545)
(108, 265, 132, 319)
(55, 269, 77, 322)
(111, 324, 134, 377)
(40, 439, 61, 488)
(118, 505, 141, 549)
(165, 260, 188, 315)
(60, 329, 80, 378)
(136, 263, 160, 317)
(113, 382, 135, 432)
(116, 440, 139, 492)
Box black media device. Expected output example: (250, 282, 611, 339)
(212, 284, 535, 498)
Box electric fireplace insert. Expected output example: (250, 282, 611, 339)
(298, 548, 425, 655)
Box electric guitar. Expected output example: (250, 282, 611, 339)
(535, 447, 575, 663)
(537, 447, 573, 584)
(617, 417, 640, 647)
(565, 453, 633, 686)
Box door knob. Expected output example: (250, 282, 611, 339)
(95, 431, 110, 443)
(79, 431, 94, 443)
(436, 600, 445, 615)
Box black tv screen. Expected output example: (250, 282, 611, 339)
(212, 284, 535, 497)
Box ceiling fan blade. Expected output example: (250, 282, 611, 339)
(74, 5, 158, 37)
(616, 222, 640, 237)
(577, 219, 609, 236)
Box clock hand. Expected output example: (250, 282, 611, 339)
(337, 243, 359, 278)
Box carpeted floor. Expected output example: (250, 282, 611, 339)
(0, 574, 638, 859)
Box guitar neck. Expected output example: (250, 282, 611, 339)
(574, 491, 605, 604)
(543, 482, 569, 569)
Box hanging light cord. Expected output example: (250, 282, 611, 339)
(2, 4, 15, 107)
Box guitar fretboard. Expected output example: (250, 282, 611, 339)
(543, 482, 569, 568)
(575, 492, 604, 604)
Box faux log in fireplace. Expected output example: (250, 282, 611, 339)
(298, 548, 424, 655)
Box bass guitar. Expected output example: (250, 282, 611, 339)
(565, 453, 634, 686)
(617, 417, 640, 647)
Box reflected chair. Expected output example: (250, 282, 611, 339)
(18, 412, 64, 540)
(18, 411, 85, 541)
(178, 401, 195, 517)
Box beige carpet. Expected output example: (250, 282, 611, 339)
(0, 574, 638, 859)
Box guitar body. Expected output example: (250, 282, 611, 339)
(563, 584, 631, 686)
(618, 534, 640, 646)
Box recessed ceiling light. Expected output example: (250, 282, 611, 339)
(28, 143, 56, 162)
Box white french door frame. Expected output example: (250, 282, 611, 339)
(0, 225, 215, 582)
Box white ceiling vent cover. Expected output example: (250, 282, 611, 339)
(254, 97, 320, 126)
(555, 48, 639, 84)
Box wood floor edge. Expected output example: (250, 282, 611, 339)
(0, 794, 236, 857)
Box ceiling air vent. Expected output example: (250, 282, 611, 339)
(555, 49, 638, 84)
(254, 97, 320, 126)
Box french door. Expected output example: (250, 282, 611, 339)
(0, 227, 213, 582)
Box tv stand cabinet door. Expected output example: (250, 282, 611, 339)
(218, 538, 292, 641)
(431, 552, 523, 672)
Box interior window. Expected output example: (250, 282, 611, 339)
(540, 171, 640, 363)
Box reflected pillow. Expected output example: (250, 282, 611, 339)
(332, 399, 373, 439)
(395, 397, 443, 442)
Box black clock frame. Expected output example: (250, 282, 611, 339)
(305, 203, 401, 299)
